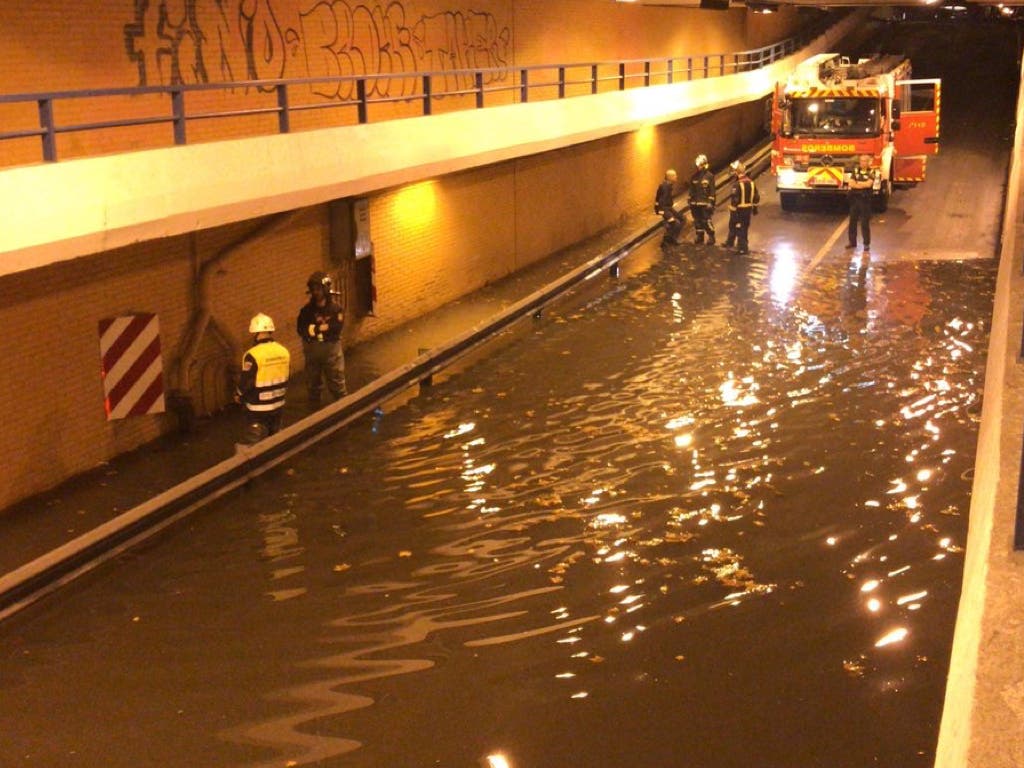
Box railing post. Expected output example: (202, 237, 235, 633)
(720, 54, 726, 76)
(703, 55, 709, 79)
(171, 88, 186, 146)
(422, 74, 432, 116)
(520, 69, 528, 103)
(644, 60, 651, 87)
(591, 64, 598, 94)
(357, 79, 368, 124)
(276, 84, 290, 134)
(667, 58, 674, 85)
(37, 98, 56, 162)
(687, 56, 693, 81)
(558, 66, 566, 99)
(475, 71, 484, 109)
(618, 62, 626, 91)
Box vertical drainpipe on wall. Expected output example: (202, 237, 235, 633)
(167, 212, 298, 432)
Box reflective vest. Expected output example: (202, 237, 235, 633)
(243, 340, 290, 412)
(849, 165, 875, 196)
(730, 177, 759, 211)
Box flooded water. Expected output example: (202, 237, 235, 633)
(3, 17, 1016, 768)
(0, 244, 993, 768)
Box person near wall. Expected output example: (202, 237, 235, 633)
(654, 168, 685, 246)
(724, 160, 760, 255)
(235, 313, 290, 444)
(296, 271, 347, 409)
(688, 154, 717, 245)
(846, 154, 878, 252)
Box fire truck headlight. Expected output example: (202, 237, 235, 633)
(778, 168, 798, 186)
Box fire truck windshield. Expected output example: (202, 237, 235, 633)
(784, 97, 880, 137)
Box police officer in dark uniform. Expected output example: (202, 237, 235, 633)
(688, 154, 716, 245)
(724, 160, 760, 255)
(235, 313, 290, 444)
(846, 154, 877, 251)
(296, 271, 347, 409)
(654, 168, 684, 246)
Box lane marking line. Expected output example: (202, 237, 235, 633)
(806, 219, 849, 273)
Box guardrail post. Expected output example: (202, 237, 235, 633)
(37, 98, 56, 162)
(667, 58, 674, 85)
(520, 69, 528, 103)
(475, 71, 484, 108)
(687, 56, 693, 81)
(422, 74, 432, 116)
(720, 54, 726, 76)
(591, 64, 598, 94)
(644, 61, 651, 87)
(276, 84, 290, 134)
(703, 55, 709, 79)
(618, 62, 626, 90)
(171, 88, 186, 145)
(357, 79, 368, 124)
(558, 66, 566, 99)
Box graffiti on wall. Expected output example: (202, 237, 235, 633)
(124, 1, 512, 100)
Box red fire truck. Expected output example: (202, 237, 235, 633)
(769, 53, 941, 211)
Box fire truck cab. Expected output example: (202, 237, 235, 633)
(770, 53, 941, 212)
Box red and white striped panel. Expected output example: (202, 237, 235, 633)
(98, 313, 166, 420)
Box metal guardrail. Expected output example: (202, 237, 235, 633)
(0, 14, 841, 165)
(0, 142, 770, 621)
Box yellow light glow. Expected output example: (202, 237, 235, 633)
(634, 124, 655, 154)
(485, 754, 512, 768)
(391, 180, 438, 228)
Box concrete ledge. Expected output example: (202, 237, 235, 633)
(0, 14, 863, 276)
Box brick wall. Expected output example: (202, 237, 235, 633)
(0, 0, 800, 167)
(0, 0, 796, 511)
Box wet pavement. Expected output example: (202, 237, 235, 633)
(0, 18, 1019, 768)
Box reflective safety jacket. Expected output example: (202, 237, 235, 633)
(848, 165, 877, 197)
(237, 339, 290, 412)
(729, 175, 760, 211)
(688, 168, 716, 208)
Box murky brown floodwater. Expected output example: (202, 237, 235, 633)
(0, 243, 993, 768)
(3, 17, 1017, 768)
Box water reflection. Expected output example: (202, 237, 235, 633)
(213, 248, 990, 766)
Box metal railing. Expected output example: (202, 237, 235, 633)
(0, 13, 842, 166)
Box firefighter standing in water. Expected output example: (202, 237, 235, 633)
(724, 160, 760, 255)
(846, 154, 877, 252)
(296, 271, 347, 409)
(654, 169, 684, 246)
(688, 154, 716, 245)
(235, 313, 290, 444)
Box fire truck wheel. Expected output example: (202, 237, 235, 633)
(779, 192, 798, 212)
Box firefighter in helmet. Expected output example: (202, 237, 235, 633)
(724, 160, 760, 255)
(688, 154, 716, 246)
(296, 271, 347, 409)
(235, 313, 290, 443)
(654, 168, 684, 246)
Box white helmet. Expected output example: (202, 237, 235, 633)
(730, 160, 746, 174)
(249, 313, 275, 334)
(695, 154, 709, 168)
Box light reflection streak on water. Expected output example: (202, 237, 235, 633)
(224, 253, 989, 766)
